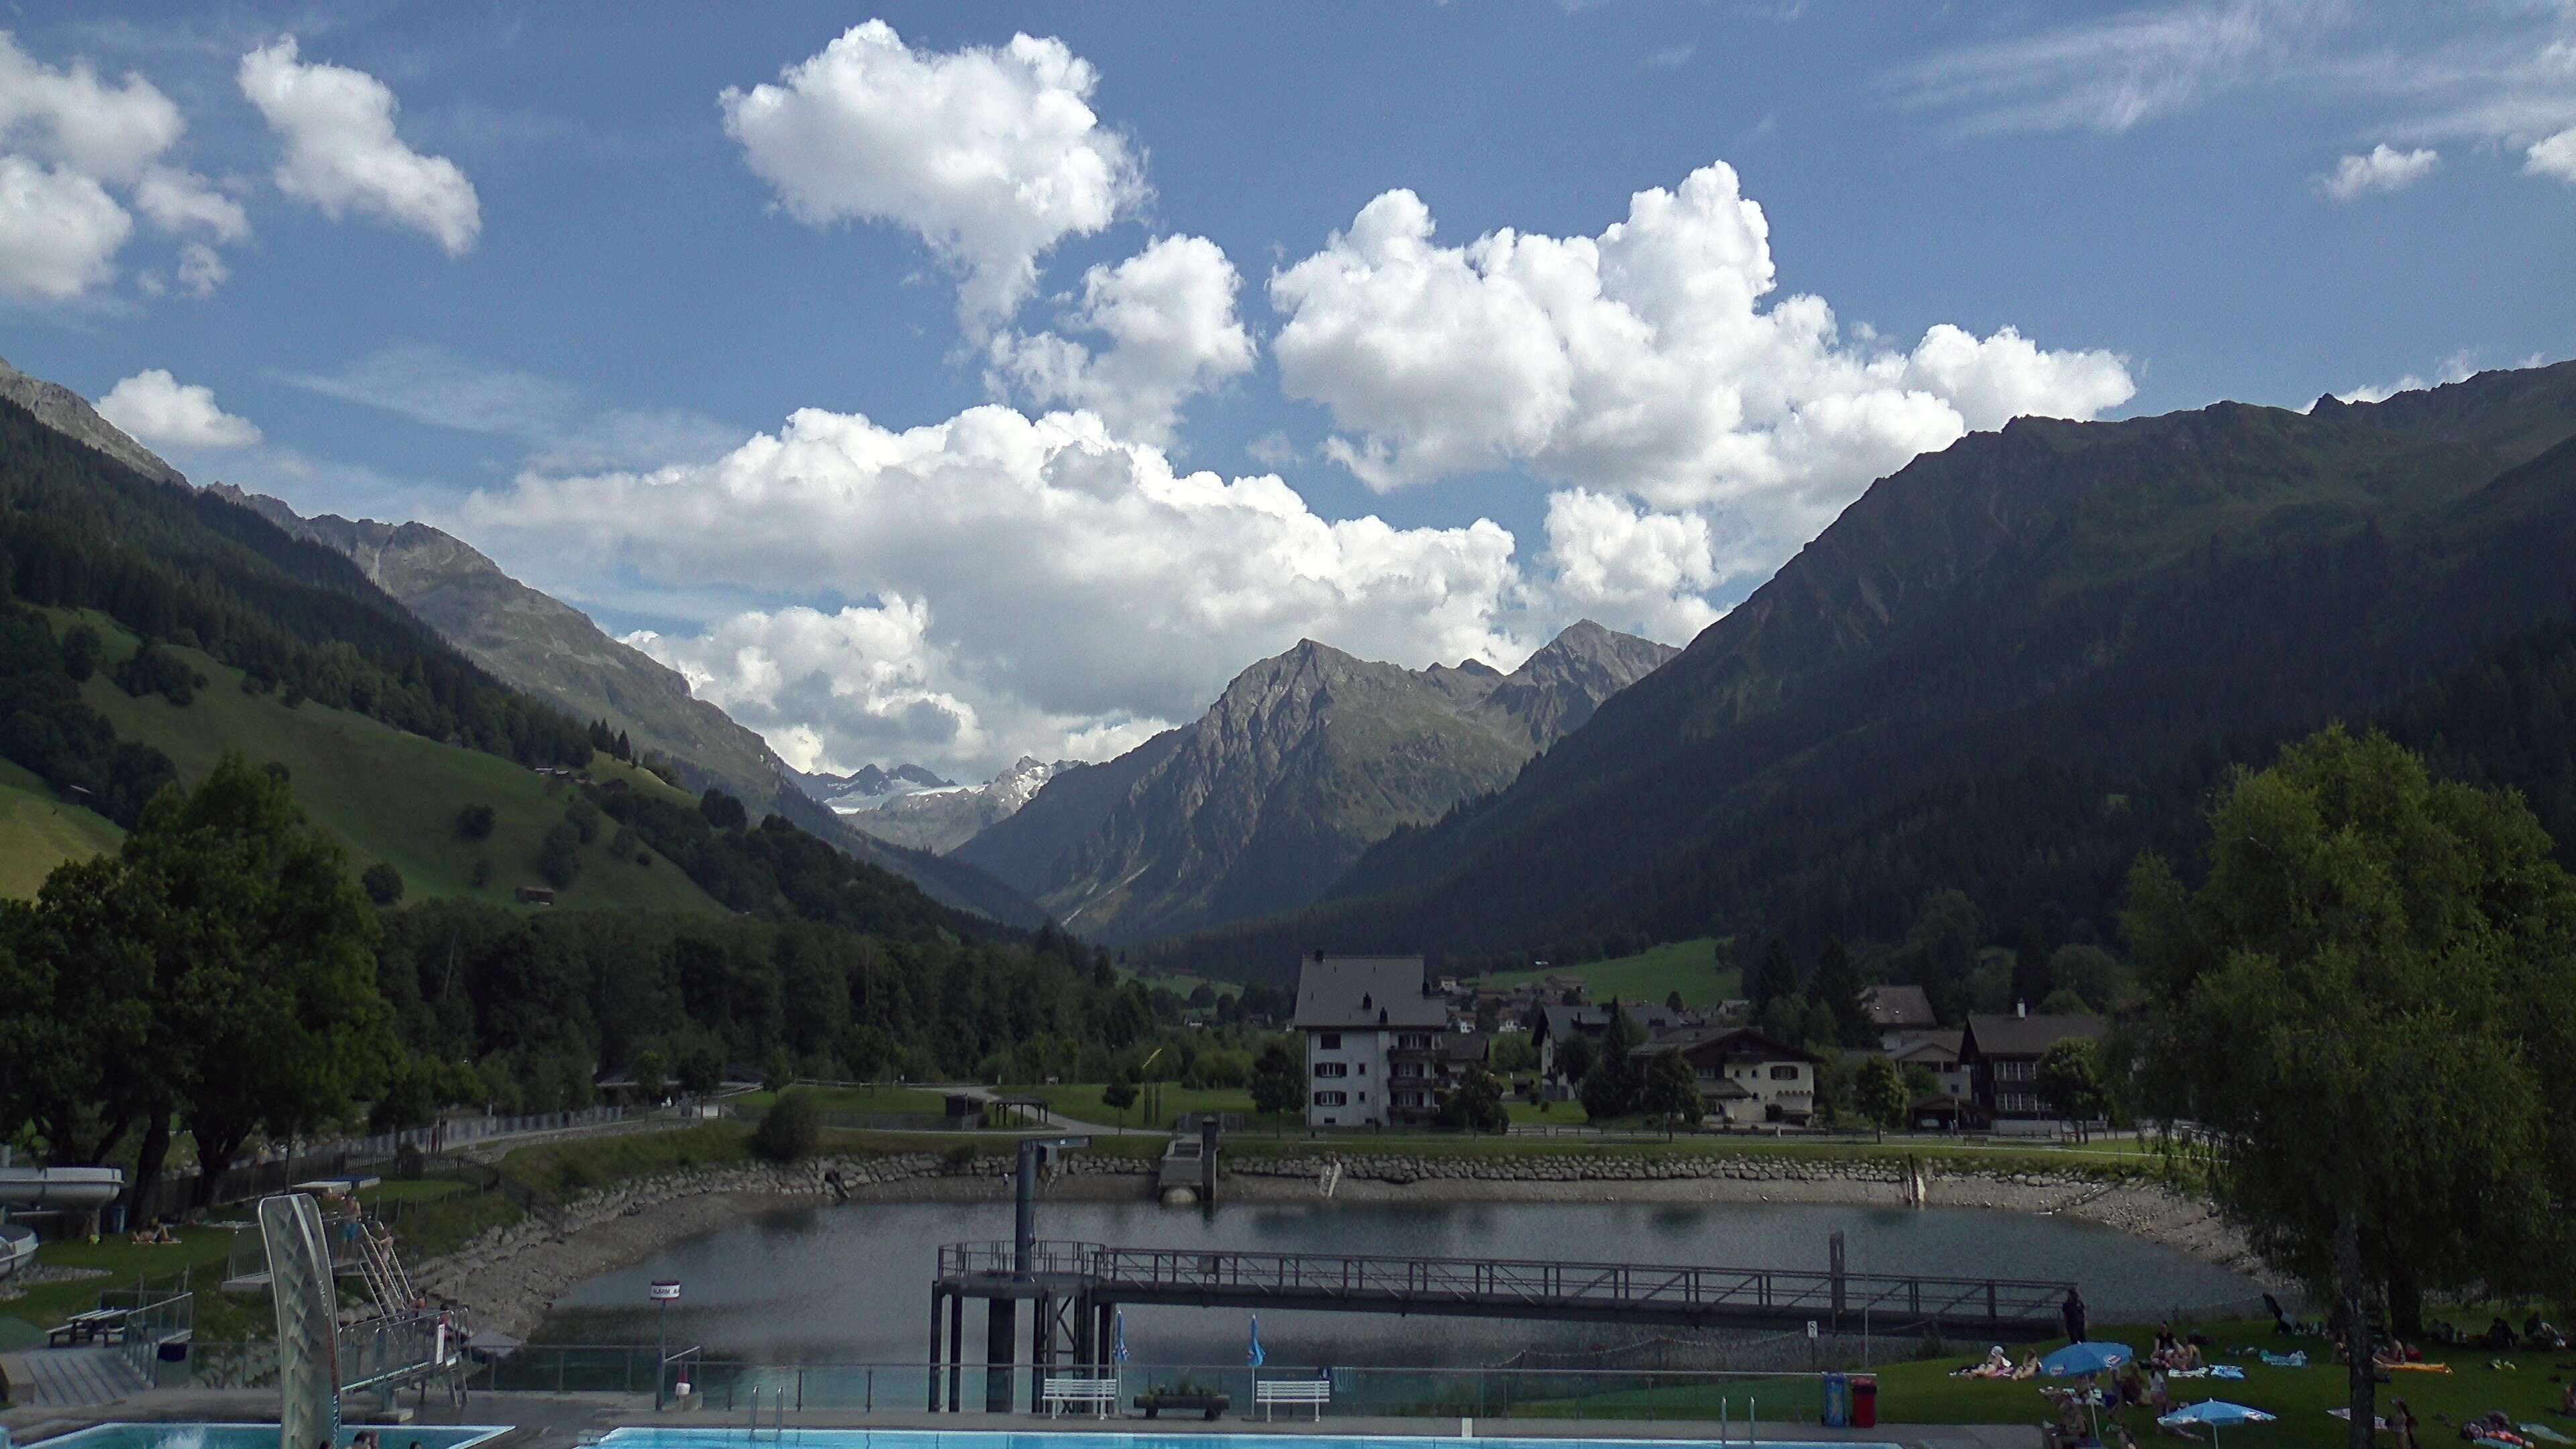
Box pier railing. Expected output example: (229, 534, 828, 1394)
(937, 1239, 2070, 1332)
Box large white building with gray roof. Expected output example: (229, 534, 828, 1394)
(1291, 952, 1446, 1128)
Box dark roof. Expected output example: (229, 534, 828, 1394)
(1637, 1026, 1819, 1066)
(1536, 1001, 1683, 1043)
(1886, 1029, 1966, 1064)
(1439, 1033, 1491, 1064)
(1860, 984, 1938, 1028)
(1962, 1012, 2108, 1059)
(1293, 955, 1445, 1030)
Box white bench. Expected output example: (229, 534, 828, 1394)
(1255, 1377, 1330, 1420)
(1041, 1375, 1120, 1418)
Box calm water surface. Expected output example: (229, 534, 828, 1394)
(540, 1198, 2261, 1365)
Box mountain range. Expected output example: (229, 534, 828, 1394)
(1140, 360, 2576, 977)
(956, 621, 1675, 944)
(830, 755, 1073, 854)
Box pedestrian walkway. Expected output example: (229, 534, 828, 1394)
(0, 1343, 149, 1409)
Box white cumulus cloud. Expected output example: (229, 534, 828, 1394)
(987, 234, 1256, 443)
(2320, 144, 2439, 200)
(2529, 127, 2576, 183)
(1270, 162, 2135, 588)
(0, 156, 130, 301)
(239, 36, 480, 257)
(1540, 490, 1723, 643)
(719, 20, 1146, 329)
(0, 33, 237, 300)
(460, 403, 1527, 778)
(96, 368, 264, 449)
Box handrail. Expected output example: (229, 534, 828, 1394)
(939, 1238, 2065, 1306)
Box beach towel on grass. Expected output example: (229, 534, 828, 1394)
(2388, 1362, 2453, 1373)
(2259, 1350, 2308, 1367)
(2210, 1365, 2247, 1380)
(2519, 1426, 2574, 1444)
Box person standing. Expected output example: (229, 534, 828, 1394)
(2062, 1287, 2089, 1345)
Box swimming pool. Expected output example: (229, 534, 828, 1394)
(596, 1432, 1898, 1449)
(33, 1426, 512, 1449)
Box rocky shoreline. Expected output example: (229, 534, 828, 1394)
(418, 1148, 2267, 1342)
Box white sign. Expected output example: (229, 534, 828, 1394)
(1806, 1320, 1819, 1339)
(649, 1281, 682, 1302)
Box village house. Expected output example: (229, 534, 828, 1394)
(1531, 1000, 1686, 1081)
(1960, 1009, 2109, 1130)
(1858, 983, 1940, 1046)
(1882, 1028, 1972, 1101)
(1293, 953, 1448, 1129)
(1635, 1026, 1821, 1125)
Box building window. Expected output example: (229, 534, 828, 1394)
(1398, 1034, 1432, 1051)
(1768, 1064, 1801, 1081)
(1320, 1032, 1342, 1049)
(1313, 1062, 1348, 1078)
(1357, 1063, 1367, 1075)
(1358, 1091, 1367, 1104)
(1311, 1090, 1348, 1108)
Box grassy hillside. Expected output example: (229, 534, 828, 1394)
(53, 610, 722, 914)
(1487, 938, 1741, 1007)
(0, 753, 121, 896)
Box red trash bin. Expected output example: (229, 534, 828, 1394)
(1853, 1375, 1878, 1428)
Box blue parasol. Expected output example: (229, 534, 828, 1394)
(1246, 1315, 1265, 1368)
(2042, 1341, 2135, 1377)
(2158, 1399, 2275, 1449)
(1112, 1309, 1128, 1365)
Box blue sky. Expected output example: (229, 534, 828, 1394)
(3, 1, 2571, 779)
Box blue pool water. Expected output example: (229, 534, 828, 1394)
(597, 1423, 1896, 1433)
(596, 1434, 1897, 1449)
(34, 1426, 511, 1449)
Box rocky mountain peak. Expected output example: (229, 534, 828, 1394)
(0, 355, 185, 488)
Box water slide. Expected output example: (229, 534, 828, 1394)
(0, 1165, 127, 1279)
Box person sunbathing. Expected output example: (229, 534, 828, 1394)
(2377, 1341, 2416, 1370)
(2015, 1354, 2045, 1381)
(1957, 1346, 2017, 1379)
(2524, 1316, 2567, 1350)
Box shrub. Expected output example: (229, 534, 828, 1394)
(456, 802, 497, 841)
(750, 1091, 821, 1163)
(361, 861, 405, 906)
(470, 857, 492, 888)
(536, 822, 581, 889)
(566, 796, 602, 845)
(60, 625, 99, 682)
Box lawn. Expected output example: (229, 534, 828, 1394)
(1487, 938, 1742, 1007)
(58, 610, 724, 915)
(0, 754, 123, 897)
(1026, 1082, 1258, 1130)
(728, 1085, 954, 1117)
(1867, 1320, 2569, 1449)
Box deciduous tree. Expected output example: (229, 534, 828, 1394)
(2125, 727, 2576, 1449)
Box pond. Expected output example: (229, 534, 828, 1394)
(539, 1198, 2263, 1367)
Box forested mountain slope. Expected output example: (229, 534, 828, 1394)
(219, 488, 1046, 926)
(1144, 362, 2576, 977)
(963, 623, 1674, 945)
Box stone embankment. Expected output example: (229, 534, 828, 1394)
(419, 1148, 2264, 1342)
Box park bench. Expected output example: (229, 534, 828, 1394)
(1255, 1376, 1331, 1419)
(1040, 1375, 1120, 1417)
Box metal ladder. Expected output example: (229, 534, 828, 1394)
(354, 1218, 418, 1318)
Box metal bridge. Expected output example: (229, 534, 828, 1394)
(927, 1237, 2073, 1411)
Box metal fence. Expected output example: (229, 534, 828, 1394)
(456, 1349, 1835, 1424)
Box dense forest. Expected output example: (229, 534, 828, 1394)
(0, 396, 592, 772)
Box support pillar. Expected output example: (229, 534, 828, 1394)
(985, 1298, 1017, 1413)
(926, 1289, 944, 1411)
(947, 1289, 965, 1412)
(1829, 1230, 1847, 1326)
